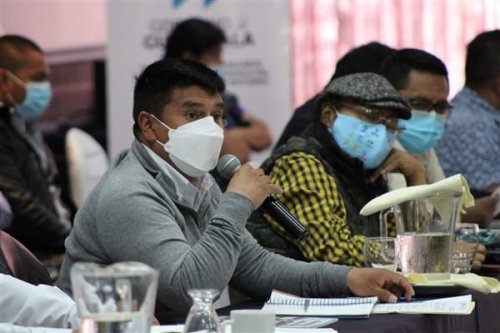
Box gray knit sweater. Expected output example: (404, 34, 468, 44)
(57, 140, 351, 316)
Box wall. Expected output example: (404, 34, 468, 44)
(0, 0, 107, 58)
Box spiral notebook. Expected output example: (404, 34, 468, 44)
(262, 290, 378, 318)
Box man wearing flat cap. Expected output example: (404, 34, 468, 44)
(248, 72, 426, 267)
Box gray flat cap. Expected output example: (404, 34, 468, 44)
(322, 72, 411, 119)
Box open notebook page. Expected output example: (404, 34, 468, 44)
(262, 290, 377, 317)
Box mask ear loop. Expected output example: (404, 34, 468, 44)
(5, 71, 26, 87)
(148, 112, 172, 148)
(1, 71, 21, 109)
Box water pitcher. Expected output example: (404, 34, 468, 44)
(71, 262, 159, 333)
(389, 190, 462, 280)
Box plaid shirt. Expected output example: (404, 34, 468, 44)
(264, 151, 370, 267)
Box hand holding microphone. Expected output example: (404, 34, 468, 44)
(217, 155, 310, 241)
(222, 159, 282, 209)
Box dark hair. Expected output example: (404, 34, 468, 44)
(133, 59, 225, 136)
(330, 42, 395, 82)
(164, 18, 226, 60)
(378, 48, 448, 90)
(0, 35, 43, 72)
(465, 30, 500, 88)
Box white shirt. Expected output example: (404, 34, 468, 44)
(143, 144, 214, 211)
(0, 274, 77, 330)
(0, 324, 71, 333)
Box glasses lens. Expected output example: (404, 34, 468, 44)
(409, 98, 452, 115)
(409, 99, 433, 111)
(434, 103, 453, 115)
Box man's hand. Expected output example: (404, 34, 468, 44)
(462, 195, 498, 228)
(346, 268, 414, 303)
(473, 244, 486, 270)
(226, 164, 282, 209)
(370, 149, 426, 185)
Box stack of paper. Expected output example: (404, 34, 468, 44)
(372, 295, 475, 315)
(406, 273, 500, 294)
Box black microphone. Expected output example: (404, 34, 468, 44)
(217, 154, 310, 242)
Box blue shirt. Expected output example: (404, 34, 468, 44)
(436, 88, 500, 190)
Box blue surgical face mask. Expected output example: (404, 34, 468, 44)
(398, 110, 445, 154)
(18, 82, 52, 120)
(6, 71, 52, 120)
(332, 113, 395, 169)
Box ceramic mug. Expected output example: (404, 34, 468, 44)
(220, 309, 275, 333)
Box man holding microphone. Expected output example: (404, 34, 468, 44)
(57, 59, 413, 322)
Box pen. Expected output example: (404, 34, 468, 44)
(304, 299, 310, 313)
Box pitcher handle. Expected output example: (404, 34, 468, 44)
(379, 208, 394, 238)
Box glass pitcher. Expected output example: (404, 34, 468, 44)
(384, 190, 462, 280)
(71, 262, 159, 333)
(183, 289, 220, 333)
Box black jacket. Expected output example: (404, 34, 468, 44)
(274, 94, 319, 150)
(248, 122, 388, 259)
(0, 107, 70, 258)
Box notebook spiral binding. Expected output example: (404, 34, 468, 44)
(267, 298, 372, 306)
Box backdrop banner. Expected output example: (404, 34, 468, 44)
(107, 0, 291, 161)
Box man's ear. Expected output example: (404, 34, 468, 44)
(320, 105, 337, 128)
(137, 111, 157, 143)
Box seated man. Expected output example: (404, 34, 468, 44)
(0, 273, 77, 331)
(57, 59, 413, 322)
(379, 48, 497, 230)
(0, 35, 71, 259)
(164, 18, 272, 163)
(274, 42, 395, 149)
(248, 73, 426, 267)
(436, 30, 500, 193)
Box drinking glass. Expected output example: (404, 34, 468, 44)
(452, 223, 479, 273)
(363, 237, 397, 271)
(71, 262, 159, 333)
(183, 289, 220, 333)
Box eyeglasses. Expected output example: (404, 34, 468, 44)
(337, 104, 404, 133)
(408, 98, 453, 115)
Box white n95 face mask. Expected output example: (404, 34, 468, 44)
(153, 115, 224, 177)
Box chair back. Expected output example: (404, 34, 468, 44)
(66, 128, 109, 208)
(0, 231, 53, 285)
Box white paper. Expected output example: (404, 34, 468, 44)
(360, 174, 474, 216)
(372, 294, 474, 315)
(150, 324, 337, 333)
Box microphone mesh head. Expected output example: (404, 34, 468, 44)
(217, 154, 241, 179)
